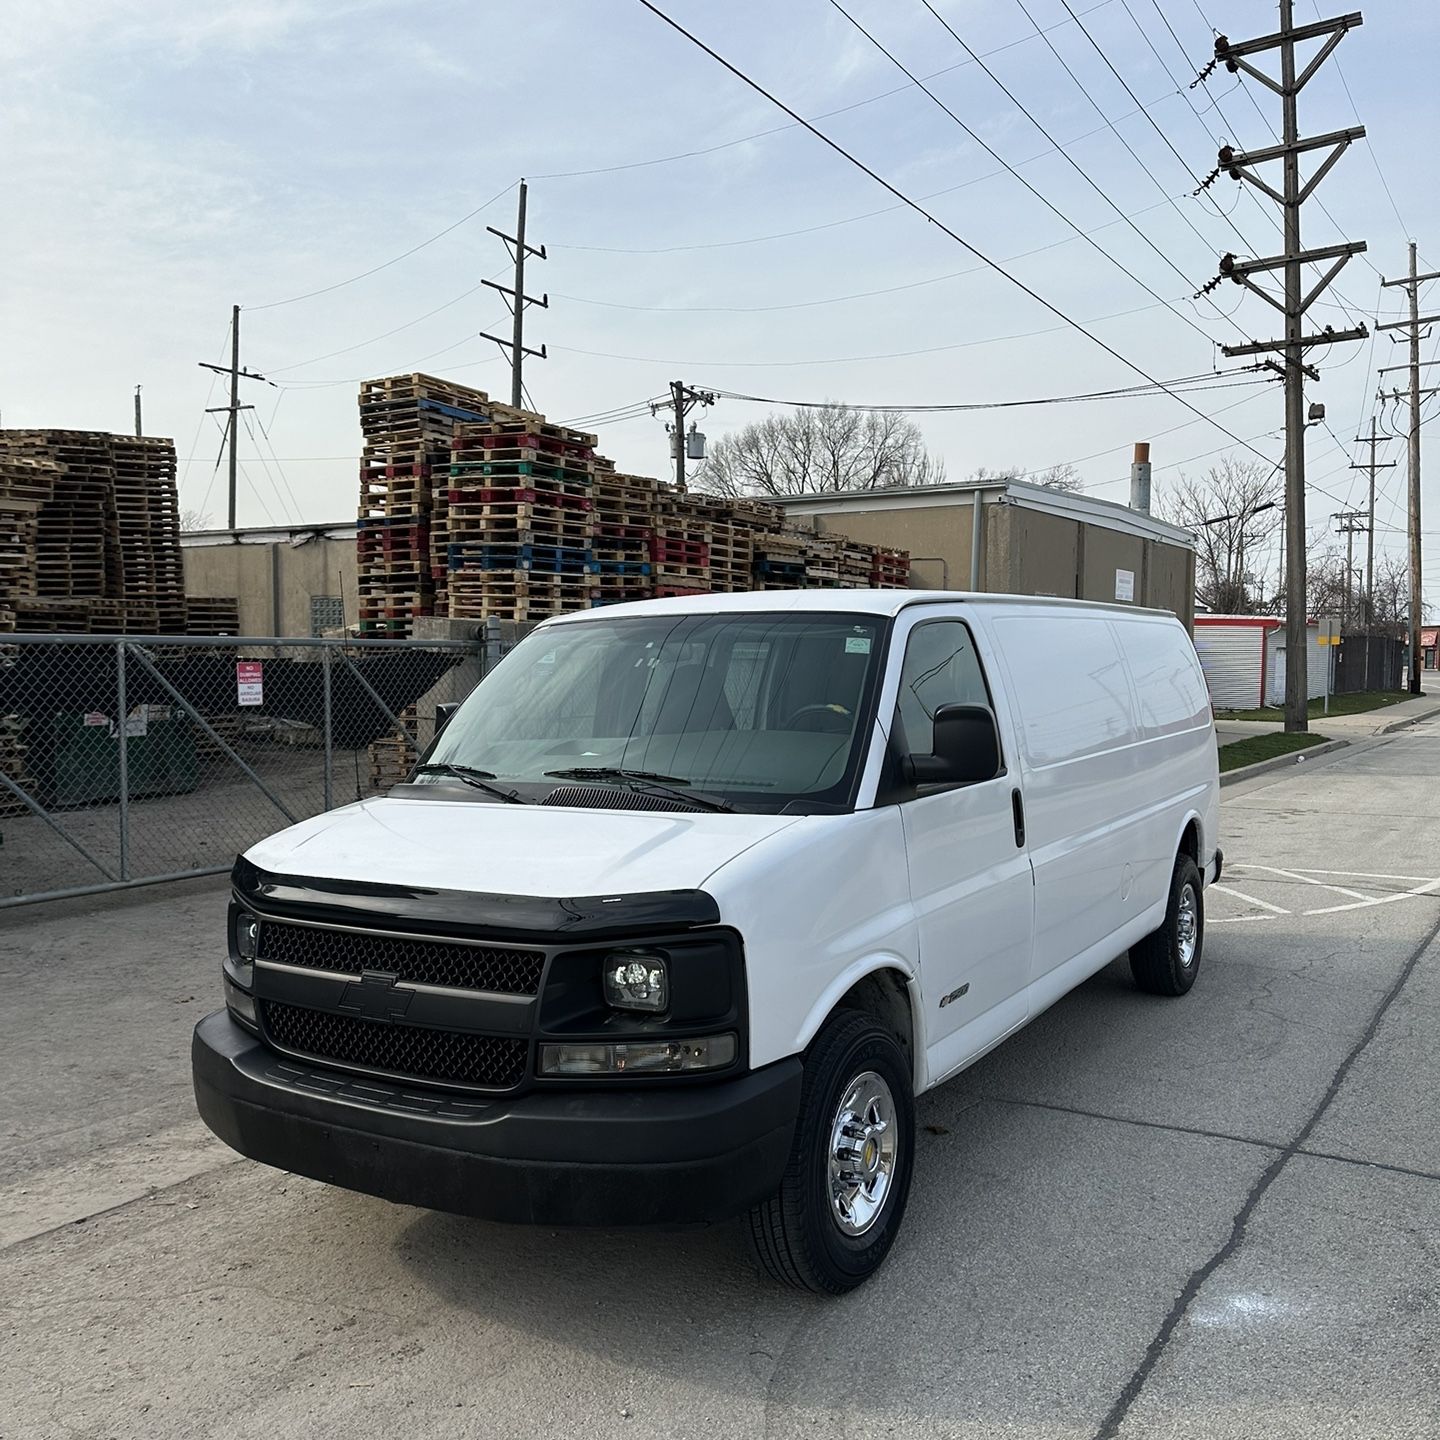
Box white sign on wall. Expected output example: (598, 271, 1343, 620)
(1115, 568, 1136, 602)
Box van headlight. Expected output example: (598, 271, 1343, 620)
(602, 949, 669, 1013)
(539, 1034, 736, 1076)
(225, 906, 260, 988)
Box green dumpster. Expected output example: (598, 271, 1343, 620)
(45, 709, 200, 806)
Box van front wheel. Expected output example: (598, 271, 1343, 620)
(1130, 854, 1204, 996)
(745, 1011, 915, 1294)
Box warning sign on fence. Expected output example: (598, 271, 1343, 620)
(236, 661, 264, 707)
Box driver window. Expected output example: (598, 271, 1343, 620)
(894, 619, 991, 755)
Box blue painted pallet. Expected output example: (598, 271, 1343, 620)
(448, 542, 592, 573)
(588, 559, 653, 575)
(420, 398, 490, 423)
(754, 559, 806, 577)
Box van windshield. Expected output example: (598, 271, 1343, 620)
(421, 611, 887, 813)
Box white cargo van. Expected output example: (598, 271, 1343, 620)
(193, 591, 1221, 1293)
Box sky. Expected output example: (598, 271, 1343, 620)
(3, 0, 1438, 582)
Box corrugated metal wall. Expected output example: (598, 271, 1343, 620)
(1193, 623, 1267, 709)
(1265, 628, 1329, 705)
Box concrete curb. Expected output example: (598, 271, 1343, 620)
(1219, 737, 1349, 787)
(1379, 702, 1440, 735)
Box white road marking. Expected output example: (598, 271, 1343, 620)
(1209, 884, 1291, 915)
(1231, 867, 1440, 883)
(1240, 864, 1372, 901)
(1209, 915, 1276, 925)
(1302, 875, 1440, 916)
(1211, 864, 1440, 919)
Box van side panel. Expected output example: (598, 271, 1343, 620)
(701, 807, 920, 1078)
(989, 612, 1143, 988)
(1108, 617, 1219, 921)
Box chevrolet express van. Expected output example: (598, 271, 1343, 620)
(193, 590, 1221, 1293)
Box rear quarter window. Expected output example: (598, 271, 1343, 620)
(995, 614, 1136, 766)
(1112, 619, 1211, 735)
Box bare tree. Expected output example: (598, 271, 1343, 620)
(696, 406, 945, 498)
(1157, 456, 1282, 613)
(179, 508, 213, 532)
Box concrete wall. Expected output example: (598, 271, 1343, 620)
(184, 537, 359, 637)
(807, 505, 978, 591)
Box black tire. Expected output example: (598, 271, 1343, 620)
(1130, 853, 1204, 996)
(745, 1010, 915, 1295)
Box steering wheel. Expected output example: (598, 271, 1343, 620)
(783, 702, 853, 733)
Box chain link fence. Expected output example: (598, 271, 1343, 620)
(0, 631, 511, 906)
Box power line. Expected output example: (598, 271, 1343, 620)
(552, 195, 1184, 314)
(530, 0, 1121, 182)
(550, 294, 1176, 368)
(701, 371, 1272, 414)
(886, 0, 1244, 345)
(548, 91, 1175, 256)
(246, 181, 517, 312)
(636, 3, 1280, 466)
(1043, 0, 1269, 266)
(262, 271, 507, 374)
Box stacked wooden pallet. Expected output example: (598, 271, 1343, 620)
(0, 430, 189, 634)
(0, 715, 31, 816)
(366, 706, 419, 791)
(357, 373, 524, 635)
(650, 487, 712, 599)
(751, 530, 811, 590)
(591, 468, 658, 606)
(446, 419, 599, 621)
(0, 499, 39, 624)
(186, 597, 241, 636)
(112, 436, 186, 633)
(870, 546, 911, 588)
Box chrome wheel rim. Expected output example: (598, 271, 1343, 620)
(1177, 883, 1199, 968)
(827, 1070, 898, 1237)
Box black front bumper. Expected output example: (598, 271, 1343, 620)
(192, 1010, 802, 1226)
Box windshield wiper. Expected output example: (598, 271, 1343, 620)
(543, 766, 734, 813)
(409, 763, 529, 804)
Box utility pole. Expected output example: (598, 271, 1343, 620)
(481, 179, 548, 411)
(1379, 242, 1440, 692)
(1349, 415, 1395, 625)
(1331, 510, 1366, 628)
(197, 304, 268, 532)
(1203, 5, 1368, 732)
(134, 385, 143, 438)
(651, 381, 716, 492)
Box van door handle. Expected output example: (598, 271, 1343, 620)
(1011, 789, 1026, 848)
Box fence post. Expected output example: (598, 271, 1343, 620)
(322, 644, 334, 811)
(116, 639, 130, 881)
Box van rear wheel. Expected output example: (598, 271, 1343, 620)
(1131, 854, 1204, 996)
(745, 1011, 915, 1295)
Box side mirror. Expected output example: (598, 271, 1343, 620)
(435, 702, 462, 736)
(905, 703, 1002, 787)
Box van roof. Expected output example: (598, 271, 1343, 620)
(542, 590, 1177, 626)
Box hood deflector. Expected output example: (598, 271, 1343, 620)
(232, 857, 722, 941)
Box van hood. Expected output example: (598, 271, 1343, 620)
(244, 794, 803, 900)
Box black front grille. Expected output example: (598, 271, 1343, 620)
(260, 999, 528, 1090)
(258, 918, 544, 995)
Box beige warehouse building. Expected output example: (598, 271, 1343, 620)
(777, 478, 1196, 626)
(180, 478, 1196, 637)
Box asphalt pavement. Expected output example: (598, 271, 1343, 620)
(3, 723, 1440, 1438)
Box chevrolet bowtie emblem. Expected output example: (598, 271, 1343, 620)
(338, 969, 414, 1022)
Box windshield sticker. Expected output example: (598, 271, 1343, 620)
(845, 636, 872, 654)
